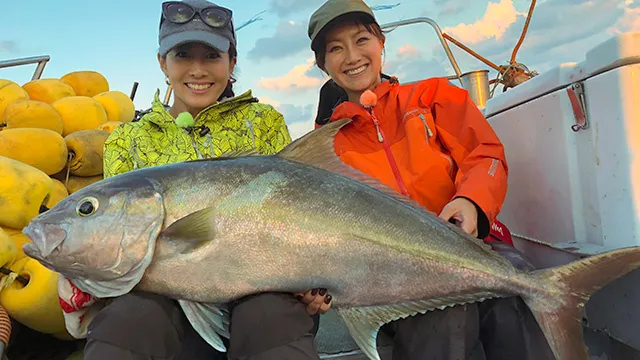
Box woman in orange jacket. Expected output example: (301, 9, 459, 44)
(306, 0, 554, 359)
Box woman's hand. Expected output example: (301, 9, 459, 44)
(295, 288, 332, 315)
(439, 197, 479, 237)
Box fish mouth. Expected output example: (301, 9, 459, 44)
(22, 222, 68, 260)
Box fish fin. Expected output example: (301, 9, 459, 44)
(178, 300, 230, 352)
(276, 118, 487, 248)
(335, 292, 499, 360)
(159, 207, 216, 249)
(276, 119, 438, 213)
(523, 246, 640, 360)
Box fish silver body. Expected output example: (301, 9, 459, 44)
(22, 119, 640, 360)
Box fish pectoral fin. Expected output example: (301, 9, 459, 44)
(178, 300, 230, 352)
(335, 293, 500, 360)
(160, 207, 216, 251)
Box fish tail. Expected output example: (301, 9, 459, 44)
(522, 246, 640, 360)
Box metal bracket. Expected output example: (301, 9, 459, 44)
(567, 82, 589, 132)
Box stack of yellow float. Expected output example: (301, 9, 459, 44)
(0, 70, 135, 340)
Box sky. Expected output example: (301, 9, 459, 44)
(1, 0, 638, 139)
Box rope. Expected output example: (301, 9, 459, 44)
(439, 0, 538, 92)
(510, 0, 537, 65)
(0, 268, 28, 287)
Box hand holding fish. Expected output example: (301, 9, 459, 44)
(295, 288, 332, 315)
(438, 197, 479, 237)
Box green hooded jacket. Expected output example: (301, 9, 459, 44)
(103, 89, 292, 178)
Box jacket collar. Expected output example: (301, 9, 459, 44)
(147, 88, 258, 128)
(329, 77, 399, 126)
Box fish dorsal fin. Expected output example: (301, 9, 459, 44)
(277, 118, 434, 214)
(335, 291, 501, 360)
(157, 207, 216, 257)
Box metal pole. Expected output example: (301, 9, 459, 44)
(130, 81, 139, 101)
(0, 55, 51, 80)
(381, 17, 463, 86)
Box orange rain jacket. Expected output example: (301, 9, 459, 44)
(319, 77, 508, 238)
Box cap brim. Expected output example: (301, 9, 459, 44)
(310, 11, 376, 50)
(159, 30, 230, 56)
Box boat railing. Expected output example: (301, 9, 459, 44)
(0, 55, 51, 81)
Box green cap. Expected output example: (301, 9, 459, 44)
(308, 0, 377, 50)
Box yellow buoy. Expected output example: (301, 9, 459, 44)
(8, 232, 31, 262)
(0, 128, 68, 175)
(0, 227, 20, 237)
(64, 129, 110, 177)
(60, 71, 109, 98)
(0, 257, 67, 334)
(3, 100, 64, 135)
(47, 178, 69, 208)
(52, 96, 108, 137)
(0, 228, 18, 269)
(22, 79, 75, 104)
(93, 91, 135, 123)
(0, 79, 29, 121)
(65, 175, 103, 194)
(97, 121, 123, 134)
(0, 156, 54, 229)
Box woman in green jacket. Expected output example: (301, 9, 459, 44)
(83, 1, 331, 359)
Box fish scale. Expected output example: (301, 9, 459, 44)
(22, 119, 640, 360)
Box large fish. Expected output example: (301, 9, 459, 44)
(22, 119, 640, 360)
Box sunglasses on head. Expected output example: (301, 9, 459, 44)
(161, 1, 233, 29)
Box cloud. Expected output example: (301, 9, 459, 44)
(247, 20, 309, 61)
(385, 42, 448, 82)
(609, 5, 640, 33)
(430, 0, 465, 16)
(0, 41, 17, 53)
(397, 44, 421, 59)
(257, 96, 281, 107)
(426, 0, 631, 78)
(286, 118, 316, 140)
(272, 103, 316, 140)
(442, 0, 523, 45)
(256, 57, 325, 93)
(439, 4, 466, 17)
(260, 97, 316, 140)
(268, 0, 324, 17)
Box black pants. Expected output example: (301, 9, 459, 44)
(83, 292, 320, 360)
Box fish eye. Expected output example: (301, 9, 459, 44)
(76, 197, 99, 217)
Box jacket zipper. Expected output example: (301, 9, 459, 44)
(370, 115, 409, 197)
(418, 113, 433, 143)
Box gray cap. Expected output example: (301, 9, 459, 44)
(308, 0, 377, 50)
(158, 0, 236, 56)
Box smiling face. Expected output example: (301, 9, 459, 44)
(158, 42, 236, 117)
(319, 20, 385, 103)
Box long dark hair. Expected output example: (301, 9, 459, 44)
(219, 43, 237, 100)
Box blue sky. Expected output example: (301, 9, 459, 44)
(1, 0, 638, 139)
